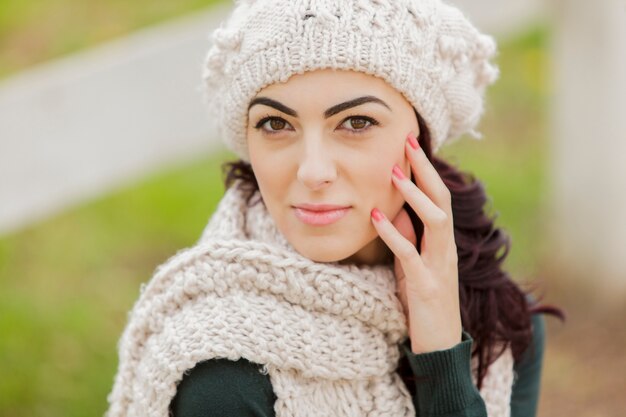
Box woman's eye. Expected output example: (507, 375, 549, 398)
(254, 115, 379, 135)
(255, 116, 291, 135)
(339, 116, 379, 133)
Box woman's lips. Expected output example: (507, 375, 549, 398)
(293, 206, 351, 226)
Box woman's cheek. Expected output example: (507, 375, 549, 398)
(368, 163, 399, 206)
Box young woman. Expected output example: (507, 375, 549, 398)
(106, 1, 564, 416)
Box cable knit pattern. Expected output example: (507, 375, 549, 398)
(105, 180, 513, 416)
(471, 348, 515, 417)
(200, 0, 499, 161)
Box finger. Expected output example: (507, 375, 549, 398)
(371, 208, 425, 273)
(405, 132, 453, 220)
(392, 163, 450, 232)
(391, 164, 454, 260)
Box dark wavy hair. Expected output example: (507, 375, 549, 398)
(220, 109, 565, 390)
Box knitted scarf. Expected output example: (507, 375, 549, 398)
(105, 180, 514, 417)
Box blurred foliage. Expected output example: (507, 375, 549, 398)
(0, 22, 552, 417)
(0, 150, 231, 416)
(440, 24, 550, 281)
(0, 0, 224, 79)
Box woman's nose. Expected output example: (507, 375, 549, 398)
(296, 137, 337, 190)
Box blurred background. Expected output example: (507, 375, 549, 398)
(1, 0, 625, 416)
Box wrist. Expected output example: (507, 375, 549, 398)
(410, 330, 463, 354)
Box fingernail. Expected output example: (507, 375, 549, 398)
(371, 208, 385, 221)
(407, 132, 420, 150)
(392, 164, 406, 180)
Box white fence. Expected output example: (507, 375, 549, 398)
(0, 0, 545, 235)
(0, 4, 232, 235)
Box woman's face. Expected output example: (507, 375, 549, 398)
(247, 68, 419, 265)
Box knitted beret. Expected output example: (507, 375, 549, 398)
(201, 0, 499, 161)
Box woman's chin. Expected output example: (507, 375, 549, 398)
(290, 241, 354, 264)
(292, 240, 386, 265)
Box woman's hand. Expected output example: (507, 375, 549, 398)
(370, 131, 462, 354)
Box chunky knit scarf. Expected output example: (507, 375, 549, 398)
(105, 180, 514, 417)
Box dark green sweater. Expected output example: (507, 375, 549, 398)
(169, 312, 545, 417)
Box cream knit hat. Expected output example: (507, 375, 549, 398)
(201, 0, 499, 161)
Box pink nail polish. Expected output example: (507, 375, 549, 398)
(392, 164, 406, 180)
(407, 132, 420, 150)
(371, 208, 385, 222)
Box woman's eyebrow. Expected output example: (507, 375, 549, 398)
(247, 95, 392, 118)
(324, 96, 392, 118)
(248, 97, 298, 117)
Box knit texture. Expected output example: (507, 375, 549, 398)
(201, 0, 499, 161)
(105, 180, 514, 416)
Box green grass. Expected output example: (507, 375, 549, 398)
(0, 0, 224, 79)
(0, 25, 551, 416)
(0, 150, 233, 417)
